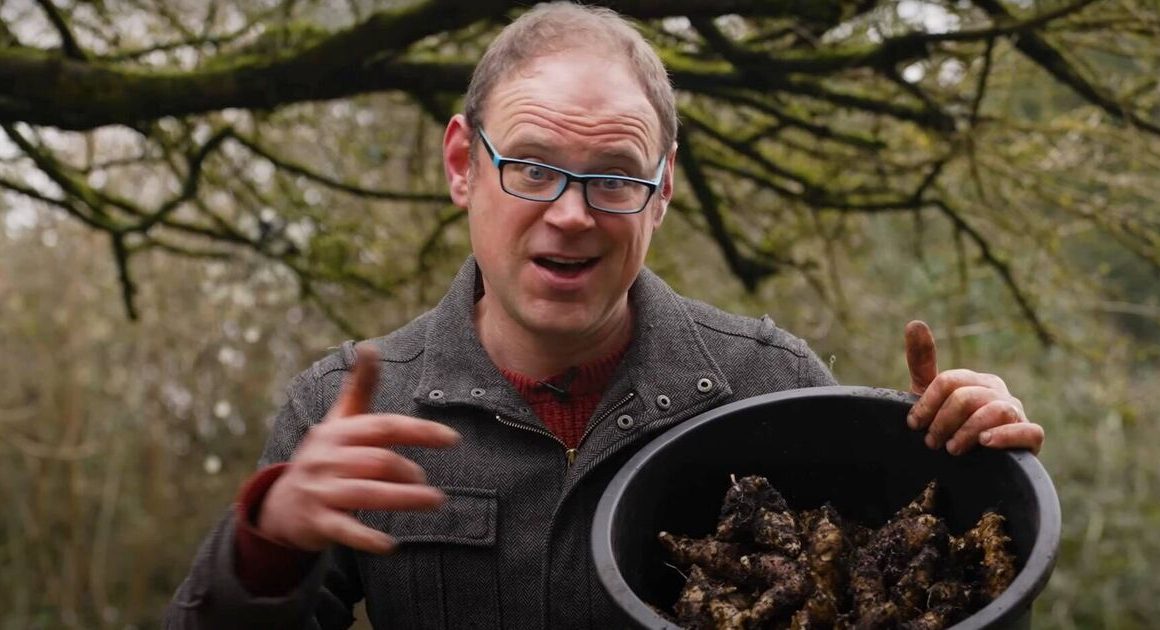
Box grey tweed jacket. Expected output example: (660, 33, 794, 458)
(165, 256, 835, 629)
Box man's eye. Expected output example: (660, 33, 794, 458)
(518, 164, 550, 181)
(595, 177, 626, 191)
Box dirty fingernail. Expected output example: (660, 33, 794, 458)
(980, 430, 993, 446)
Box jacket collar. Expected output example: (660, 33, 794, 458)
(615, 264, 733, 422)
(412, 256, 731, 423)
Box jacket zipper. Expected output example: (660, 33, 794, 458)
(493, 413, 572, 462)
(493, 390, 636, 467)
(570, 391, 636, 463)
(535, 391, 637, 628)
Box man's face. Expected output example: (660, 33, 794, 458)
(449, 50, 674, 341)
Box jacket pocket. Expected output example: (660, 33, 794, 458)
(359, 487, 500, 630)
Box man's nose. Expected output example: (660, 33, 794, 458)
(542, 182, 595, 231)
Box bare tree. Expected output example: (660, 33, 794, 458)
(1, 0, 1157, 342)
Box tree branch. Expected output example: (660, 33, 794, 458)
(972, 0, 1160, 135)
(700, 151, 948, 214)
(127, 126, 232, 234)
(0, 0, 507, 129)
(666, 59, 958, 132)
(417, 208, 467, 270)
(132, 236, 233, 260)
(109, 233, 138, 320)
(33, 0, 87, 60)
(296, 276, 365, 339)
(604, 0, 847, 22)
(227, 132, 449, 202)
(697, 87, 887, 152)
(97, 24, 259, 62)
(675, 126, 779, 290)
(1, 123, 122, 230)
(0, 175, 75, 215)
(0, 0, 1129, 141)
(928, 199, 1053, 345)
(690, 2, 1097, 75)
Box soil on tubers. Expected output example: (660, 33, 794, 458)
(658, 477, 1016, 630)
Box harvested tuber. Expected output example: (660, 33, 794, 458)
(658, 476, 1017, 630)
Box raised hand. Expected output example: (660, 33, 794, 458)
(904, 321, 1044, 455)
(258, 344, 461, 553)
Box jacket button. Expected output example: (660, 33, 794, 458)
(428, 389, 445, 401)
(470, 388, 486, 398)
(655, 394, 672, 410)
(615, 414, 635, 430)
(697, 378, 714, 393)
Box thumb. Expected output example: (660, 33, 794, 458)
(331, 343, 380, 418)
(905, 320, 938, 394)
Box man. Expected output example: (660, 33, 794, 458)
(166, 3, 1044, 628)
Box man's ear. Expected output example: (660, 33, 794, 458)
(652, 141, 678, 228)
(443, 114, 473, 209)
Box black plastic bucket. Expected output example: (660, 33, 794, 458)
(592, 386, 1060, 629)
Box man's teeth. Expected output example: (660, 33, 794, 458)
(544, 257, 588, 265)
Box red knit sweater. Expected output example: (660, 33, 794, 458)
(233, 348, 626, 596)
(498, 347, 625, 449)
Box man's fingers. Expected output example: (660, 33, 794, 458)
(979, 422, 1044, 455)
(325, 479, 448, 512)
(315, 510, 397, 554)
(329, 446, 428, 484)
(905, 320, 938, 395)
(331, 344, 381, 419)
(323, 414, 462, 448)
(923, 384, 1004, 449)
(942, 399, 1024, 456)
(908, 368, 1006, 431)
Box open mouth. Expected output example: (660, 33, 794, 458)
(533, 256, 599, 277)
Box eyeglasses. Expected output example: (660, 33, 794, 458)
(477, 128, 665, 215)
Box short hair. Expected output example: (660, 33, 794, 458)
(463, 2, 678, 158)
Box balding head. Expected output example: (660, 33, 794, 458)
(463, 2, 677, 156)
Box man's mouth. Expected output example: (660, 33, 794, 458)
(533, 256, 599, 277)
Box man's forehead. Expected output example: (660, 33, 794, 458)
(490, 117, 658, 173)
(502, 127, 648, 159)
(481, 53, 662, 159)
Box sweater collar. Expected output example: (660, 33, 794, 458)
(500, 344, 628, 404)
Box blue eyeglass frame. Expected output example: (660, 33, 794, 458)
(477, 128, 666, 215)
